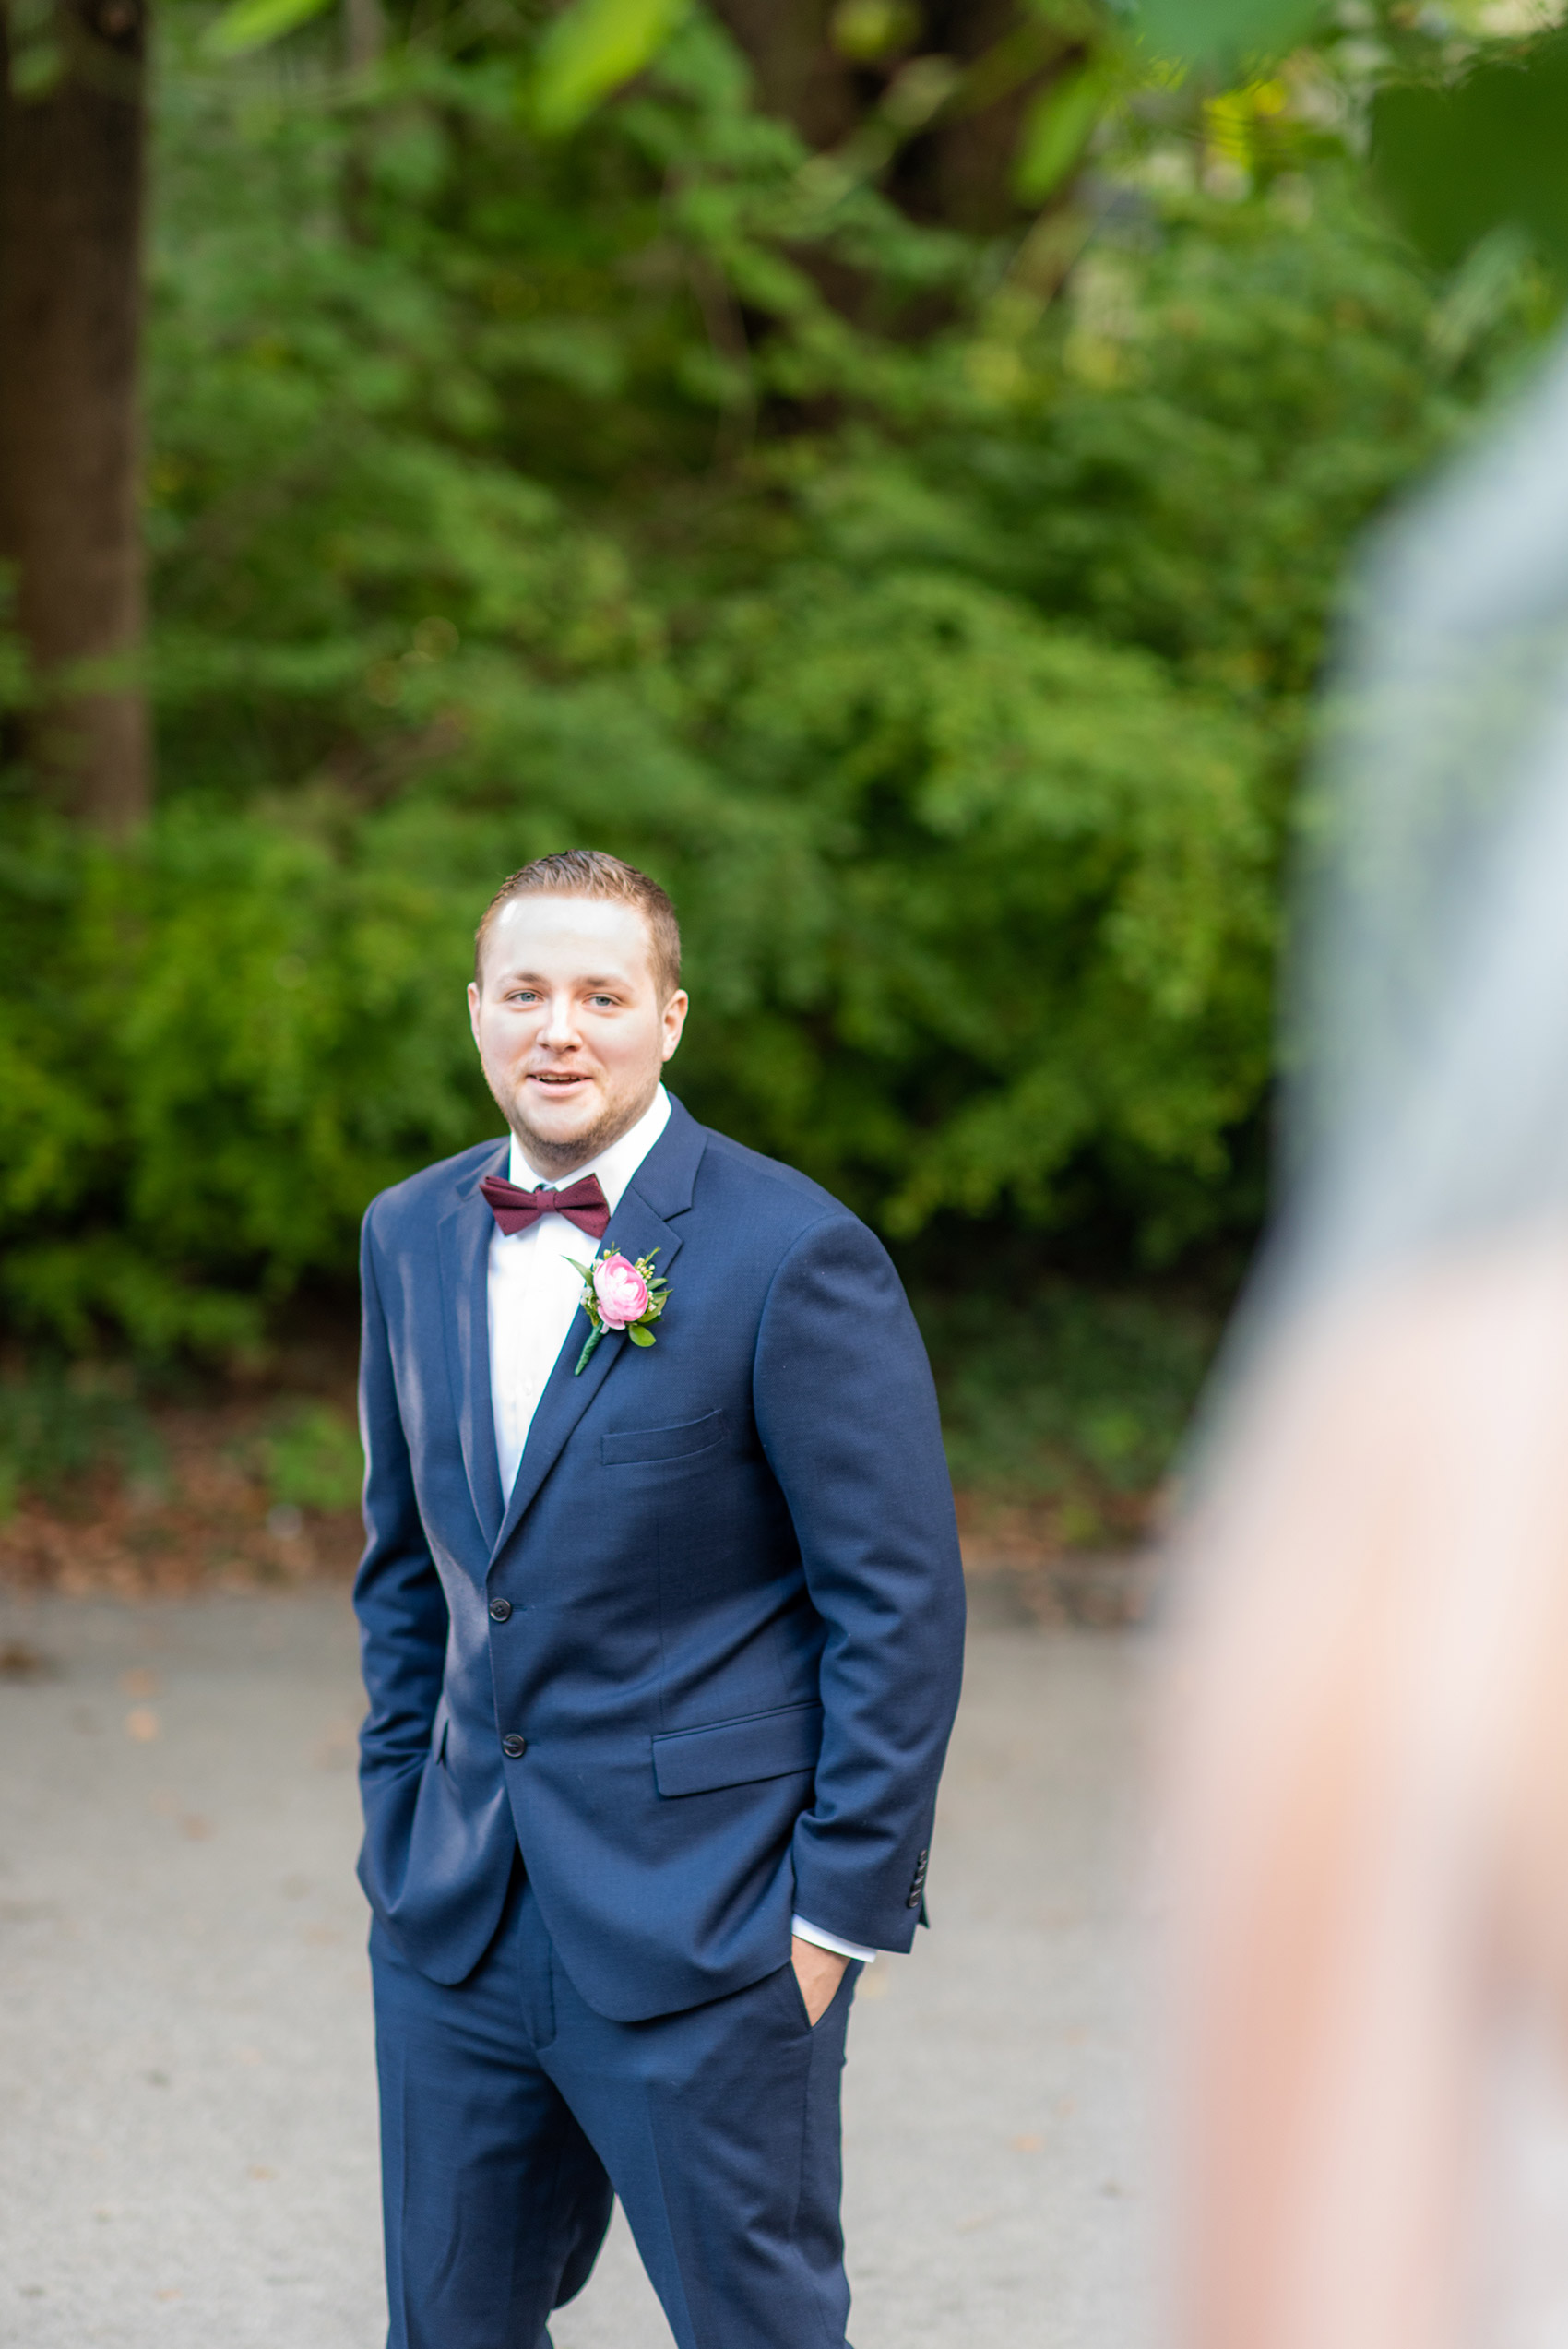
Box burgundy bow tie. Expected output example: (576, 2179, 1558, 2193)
(479, 1172, 612, 1240)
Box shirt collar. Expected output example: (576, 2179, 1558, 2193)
(506, 1083, 671, 1215)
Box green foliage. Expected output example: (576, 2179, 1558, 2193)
(203, 0, 332, 62)
(1015, 59, 1119, 203)
(0, 802, 485, 1353)
(1372, 30, 1568, 280)
(1133, 0, 1324, 73)
(921, 1278, 1219, 1521)
(530, 0, 693, 137)
(0, 578, 1273, 1348)
(681, 565, 1272, 1249)
(0, 4, 1544, 1372)
(0, 1364, 164, 1520)
(263, 1400, 363, 1510)
(1134, 0, 1568, 292)
(837, 178, 1519, 703)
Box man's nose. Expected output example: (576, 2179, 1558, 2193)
(538, 994, 579, 1049)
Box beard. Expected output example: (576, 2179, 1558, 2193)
(500, 1070, 658, 1178)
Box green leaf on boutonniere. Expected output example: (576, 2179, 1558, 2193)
(627, 1324, 656, 1347)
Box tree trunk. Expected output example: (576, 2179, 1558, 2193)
(891, 0, 1060, 235)
(712, 1, 1070, 237)
(0, 0, 150, 833)
(709, 0, 859, 149)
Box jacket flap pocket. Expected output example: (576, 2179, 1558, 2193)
(652, 1701, 823, 1798)
(601, 1408, 726, 1467)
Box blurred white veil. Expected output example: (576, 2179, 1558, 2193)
(1170, 329, 1568, 2349)
(1278, 331, 1568, 1302)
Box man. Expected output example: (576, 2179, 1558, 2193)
(354, 848, 966, 2349)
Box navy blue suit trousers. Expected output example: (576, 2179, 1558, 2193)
(373, 1864, 859, 2349)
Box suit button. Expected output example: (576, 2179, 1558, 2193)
(489, 1597, 513, 1623)
(907, 1891, 921, 1908)
(501, 1733, 527, 1759)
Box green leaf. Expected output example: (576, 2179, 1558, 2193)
(202, 0, 333, 59)
(1014, 63, 1115, 205)
(529, 0, 691, 139)
(1372, 32, 1568, 277)
(626, 1323, 656, 1345)
(1130, 0, 1323, 71)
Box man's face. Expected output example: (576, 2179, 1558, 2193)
(468, 894, 687, 1176)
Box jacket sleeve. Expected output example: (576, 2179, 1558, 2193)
(753, 1211, 966, 1954)
(354, 1207, 449, 1809)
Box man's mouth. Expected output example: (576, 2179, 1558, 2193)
(527, 1071, 590, 1089)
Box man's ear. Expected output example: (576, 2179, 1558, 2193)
(467, 980, 483, 1049)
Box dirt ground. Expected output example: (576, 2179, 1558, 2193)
(0, 1386, 1158, 1636)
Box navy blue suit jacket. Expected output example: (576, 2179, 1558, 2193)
(353, 1094, 966, 2022)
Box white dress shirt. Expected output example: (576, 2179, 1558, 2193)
(485, 1083, 875, 1967)
(488, 1086, 673, 1497)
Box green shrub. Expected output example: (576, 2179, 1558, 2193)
(0, 1364, 165, 1520)
(262, 1401, 364, 1513)
(0, 25, 1541, 1365)
(0, 573, 1274, 1352)
(921, 1280, 1220, 1532)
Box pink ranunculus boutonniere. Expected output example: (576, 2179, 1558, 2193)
(564, 1246, 671, 1374)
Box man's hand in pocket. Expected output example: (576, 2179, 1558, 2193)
(790, 1936, 850, 2026)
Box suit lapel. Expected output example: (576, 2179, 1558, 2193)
(437, 1143, 509, 1552)
(490, 1180, 685, 1561)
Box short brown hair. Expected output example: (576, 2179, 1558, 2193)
(474, 850, 683, 1001)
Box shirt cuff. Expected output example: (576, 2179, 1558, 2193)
(790, 1913, 877, 1965)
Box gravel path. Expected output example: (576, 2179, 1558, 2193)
(0, 1580, 1150, 2349)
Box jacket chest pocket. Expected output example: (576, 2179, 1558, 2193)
(601, 1408, 726, 1468)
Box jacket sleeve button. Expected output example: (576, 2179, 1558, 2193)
(501, 1733, 528, 1759)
